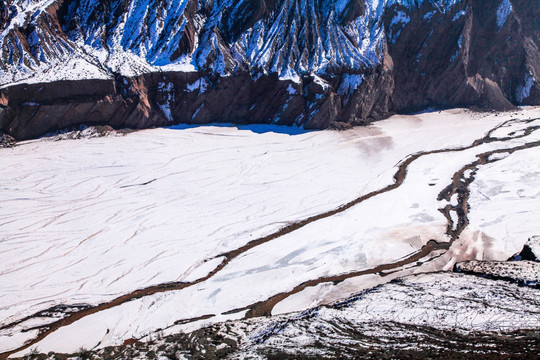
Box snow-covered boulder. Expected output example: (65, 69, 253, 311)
(510, 236, 540, 262)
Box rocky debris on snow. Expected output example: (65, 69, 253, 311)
(455, 237, 540, 288)
(0, 132, 15, 147)
(455, 260, 540, 288)
(41, 125, 129, 141)
(10, 272, 540, 359)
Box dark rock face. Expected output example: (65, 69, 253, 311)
(509, 236, 540, 262)
(0, 0, 539, 140)
(0, 78, 166, 140)
(389, 0, 540, 112)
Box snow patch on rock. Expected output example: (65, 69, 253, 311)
(516, 72, 535, 103)
(496, 0, 512, 29)
(337, 74, 364, 96)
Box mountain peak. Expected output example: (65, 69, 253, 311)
(0, 0, 538, 139)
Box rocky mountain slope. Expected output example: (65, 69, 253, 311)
(0, 0, 539, 139)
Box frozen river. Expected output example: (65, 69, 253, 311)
(1, 107, 539, 356)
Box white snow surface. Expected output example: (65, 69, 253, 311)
(527, 236, 540, 260)
(496, 0, 513, 29)
(468, 136, 540, 258)
(1, 107, 540, 355)
(9, 272, 540, 359)
(516, 72, 535, 104)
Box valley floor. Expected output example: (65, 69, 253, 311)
(1, 108, 539, 358)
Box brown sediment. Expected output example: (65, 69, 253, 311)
(215, 118, 538, 264)
(243, 239, 450, 318)
(1, 118, 539, 360)
(241, 129, 540, 319)
(122, 338, 140, 346)
(174, 314, 215, 326)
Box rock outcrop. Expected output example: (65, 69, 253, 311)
(455, 260, 540, 288)
(0, 0, 539, 140)
(510, 236, 540, 262)
(454, 236, 540, 288)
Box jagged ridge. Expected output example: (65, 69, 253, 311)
(0, 0, 539, 139)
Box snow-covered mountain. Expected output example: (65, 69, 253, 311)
(0, 0, 539, 139)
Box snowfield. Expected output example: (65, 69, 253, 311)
(1, 107, 540, 356)
(232, 272, 540, 358)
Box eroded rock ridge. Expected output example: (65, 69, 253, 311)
(0, 0, 538, 139)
